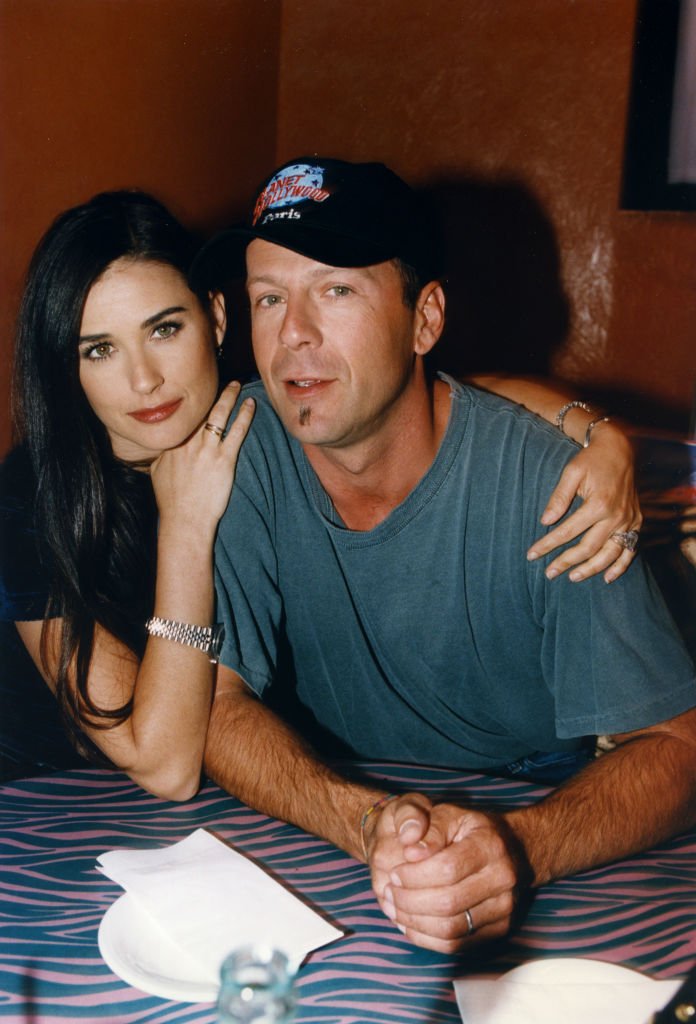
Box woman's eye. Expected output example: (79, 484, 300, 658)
(82, 342, 114, 361)
(258, 294, 282, 308)
(153, 321, 180, 339)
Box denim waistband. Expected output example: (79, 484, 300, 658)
(500, 747, 594, 785)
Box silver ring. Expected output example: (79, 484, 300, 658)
(464, 908, 475, 936)
(610, 529, 639, 552)
(204, 422, 224, 439)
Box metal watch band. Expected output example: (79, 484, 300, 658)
(145, 616, 224, 664)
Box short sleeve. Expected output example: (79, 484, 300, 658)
(537, 552, 696, 737)
(213, 404, 285, 695)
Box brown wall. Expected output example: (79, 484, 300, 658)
(2, 0, 694, 458)
(0, 0, 281, 455)
(277, 0, 696, 431)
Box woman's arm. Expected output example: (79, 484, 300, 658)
(16, 383, 255, 801)
(468, 375, 642, 583)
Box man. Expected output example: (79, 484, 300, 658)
(193, 158, 696, 953)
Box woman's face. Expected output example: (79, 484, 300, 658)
(78, 258, 225, 463)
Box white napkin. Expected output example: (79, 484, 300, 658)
(97, 828, 343, 987)
(454, 958, 683, 1024)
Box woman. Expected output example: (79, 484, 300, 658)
(0, 190, 638, 795)
(1, 191, 254, 798)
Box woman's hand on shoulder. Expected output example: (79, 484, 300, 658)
(151, 381, 255, 531)
(527, 421, 642, 583)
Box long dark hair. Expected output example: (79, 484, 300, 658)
(12, 191, 212, 759)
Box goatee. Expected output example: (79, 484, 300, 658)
(299, 406, 312, 426)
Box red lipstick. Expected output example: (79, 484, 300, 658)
(128, 398, 182, 423)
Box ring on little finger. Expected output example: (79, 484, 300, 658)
(464, 908, 475, 936)
(610, 529, 639, 552)
(204, 422, 224, 439)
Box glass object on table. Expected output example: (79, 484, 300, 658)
(217, 945, 296, 1023)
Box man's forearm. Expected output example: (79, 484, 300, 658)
(373, 719, 696, 953)
(204, 686, 386, 860)
(505, 727, 696, 887)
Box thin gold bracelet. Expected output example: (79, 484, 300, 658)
(360, 793, 398, 861)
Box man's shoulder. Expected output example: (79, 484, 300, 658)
(229, 380, 304, 508)
(240, 378, 276, 418)
(442, 375, 578, 458)
(238, 379, 293, 450)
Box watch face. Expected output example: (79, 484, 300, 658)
(209, 624, 225, 663)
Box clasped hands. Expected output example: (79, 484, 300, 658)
(366, 793, 531, 953)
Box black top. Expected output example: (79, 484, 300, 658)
(0, 447, 85, 778)
(0, 445, 157, 779)
(0, 445, 51, 622)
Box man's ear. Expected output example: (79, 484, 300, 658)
(413, 282, 446, 356)
(210, 291, 227, 349)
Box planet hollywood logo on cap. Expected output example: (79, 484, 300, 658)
(252, 163, 331, 225)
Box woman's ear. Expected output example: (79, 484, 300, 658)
(413, 281, 446, 357)
(210, 291, 227, 349)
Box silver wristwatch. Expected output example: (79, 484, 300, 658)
(145, 616, 225, 664)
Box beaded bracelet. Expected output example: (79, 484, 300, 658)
(360, 793, 399, 860)
(555, 400, 593, 434)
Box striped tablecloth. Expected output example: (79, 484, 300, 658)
(1, 763, 695, 1023)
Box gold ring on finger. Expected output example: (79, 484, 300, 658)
(204, 422, 224, 439)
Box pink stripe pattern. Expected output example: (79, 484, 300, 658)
(0, 764, 694, 1022)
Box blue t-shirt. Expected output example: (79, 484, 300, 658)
(214, 377, 696, 769)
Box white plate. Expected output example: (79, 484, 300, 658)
(503, 958, 662, 984)
(98, 893, 218, 1003)
(454, 957, 683, 1024)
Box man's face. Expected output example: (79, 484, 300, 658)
(246, 239, 422, 452)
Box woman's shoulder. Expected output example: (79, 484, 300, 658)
(0, 444, 36, 505)
(0, 445, 50, 622)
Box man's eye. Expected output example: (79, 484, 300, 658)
(328, 285, 351, 297)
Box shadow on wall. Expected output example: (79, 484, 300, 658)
(220, 276, 256, 385)
(419, 176, 571, 379)
(418, 175, 691, 433)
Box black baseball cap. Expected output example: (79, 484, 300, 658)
(190, 157, 440, 287)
